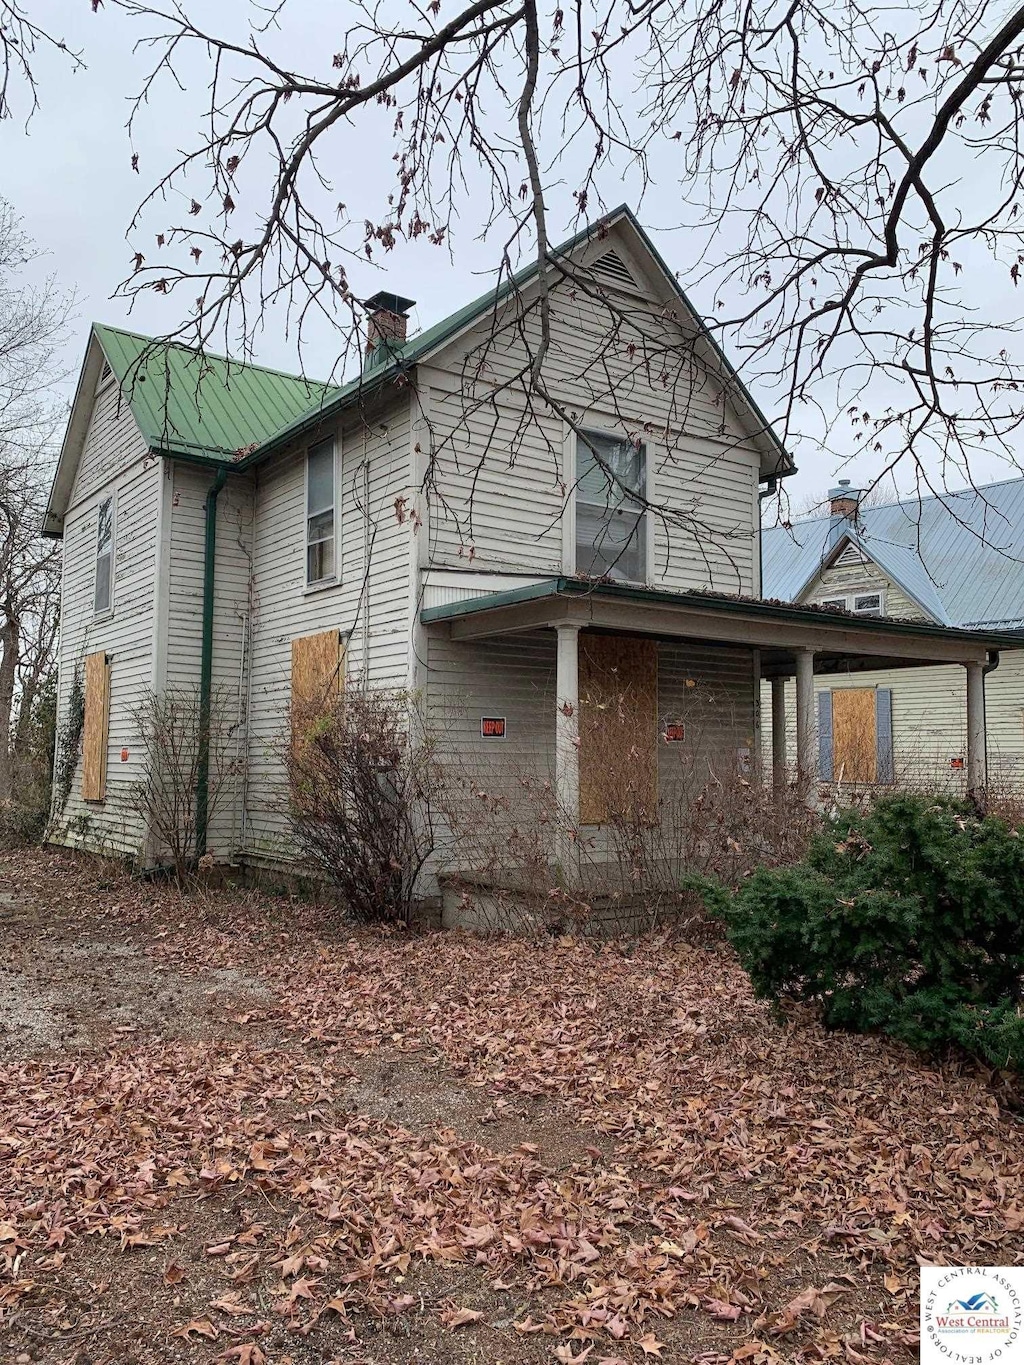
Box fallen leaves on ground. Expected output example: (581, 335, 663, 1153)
(0, 848, 1021, 1364)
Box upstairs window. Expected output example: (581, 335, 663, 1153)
(852, 592, 883, 617)
(815, 591, 885, 616)
(306, 438, 336, 585)
(94, 497, 114, 615)
(575, 431, 646, 583)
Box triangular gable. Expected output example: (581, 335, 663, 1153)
(802, 525, 951, 625)
(245, 206, 795, 480)
(44, 331, 117, 537)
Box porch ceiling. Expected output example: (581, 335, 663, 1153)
(419, 577, 1024, 673)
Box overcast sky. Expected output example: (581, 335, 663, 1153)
(2, 0, 1018, 509)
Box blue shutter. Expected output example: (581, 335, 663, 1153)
(818, 691, 833, 780)
(876, 688, 894, 784)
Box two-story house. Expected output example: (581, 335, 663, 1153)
(762, 479, 1024, 791)
(44, 206, 1018, 902)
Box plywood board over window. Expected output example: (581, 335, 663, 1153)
(579, 634, 658, 825)
(291, 629, 343, 739)
(818, 687, 894, 784)
(81, 651, 111, 802)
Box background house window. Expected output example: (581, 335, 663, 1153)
(852, 592, 883, 616)
(576, 431, 646, 582)
(820, 596, 847, 610)
(306, 438, 336, 584)
(94, 497, 113, 615)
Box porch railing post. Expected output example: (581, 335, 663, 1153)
(555, 622, 582, 884)
(965, 660, 987, 806)
(771, 675, 787, 798)
(795, 649, 817, 809)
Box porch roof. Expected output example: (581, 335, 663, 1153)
(419, 577, 1024, 674)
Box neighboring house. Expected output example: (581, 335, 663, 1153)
(762, 479, 1024, 790)
(43, 205, 1018, 901)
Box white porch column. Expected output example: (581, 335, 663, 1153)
(771, 676, 787, 796)
(966, 661, 987, 800)
(795, 649, 817, 808)
(555, 623, 582, 881)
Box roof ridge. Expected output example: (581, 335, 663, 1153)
(777, 470, 1024, 531)
(93, 322, 341, 392)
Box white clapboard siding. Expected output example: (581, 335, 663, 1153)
(164, 462, 256, 858)
(421, 240, 762, 593)
(425, 379, 566, 573)
(422, 629, 755, 890)
(51, 387, 160, 857)
(761, 651, 1024, 791)
(241, 395, 414, 857)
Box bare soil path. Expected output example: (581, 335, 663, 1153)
(0, 848, 1021, 1365)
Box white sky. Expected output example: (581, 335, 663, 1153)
(2, 0, 1019, 509)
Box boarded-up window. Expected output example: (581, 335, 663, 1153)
(291, 629, 343, 740)
(579, 634, 658, 825)
(818, 687, 893, 784)
(81, 651, 111, 802)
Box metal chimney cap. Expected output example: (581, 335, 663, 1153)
(364, 291, 416, 316)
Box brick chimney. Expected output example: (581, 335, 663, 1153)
(829, 479, 863, 519)
(364, 291, 416, 367)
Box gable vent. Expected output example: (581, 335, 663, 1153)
(97, 360, 114, 388)
(836, 541, 868, 567)
(590, 250, 636, 290)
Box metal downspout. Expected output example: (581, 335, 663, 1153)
(196, 466, 229, 858)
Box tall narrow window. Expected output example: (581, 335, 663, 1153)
(94, 497, 113, 615)
(306, 438, 336, 584)
(575, 431, 646, 583)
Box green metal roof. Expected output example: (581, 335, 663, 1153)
(93, 324, 343, 463)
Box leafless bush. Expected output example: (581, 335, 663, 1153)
(286, 689, 439, 927)
(132, 685, 243, 884)
(435, 692, 820, 936)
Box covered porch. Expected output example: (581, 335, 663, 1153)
(422, 578, 1018, 874)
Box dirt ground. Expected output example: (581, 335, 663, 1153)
(0, 849, 1021, 1365)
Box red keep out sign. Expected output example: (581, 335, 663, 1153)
(480, 716, 507, 739)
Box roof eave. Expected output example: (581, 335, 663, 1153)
(420, 575, 1022, 649)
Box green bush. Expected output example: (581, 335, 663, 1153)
(690, 794, 1024, 1072)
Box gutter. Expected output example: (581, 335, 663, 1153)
(196, 465, 229, 858)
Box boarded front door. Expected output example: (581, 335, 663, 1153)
(579, 634, 658, 825)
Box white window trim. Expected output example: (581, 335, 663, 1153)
(852, 590, 885, 616)
(817, 590, 886, 616)
(303, 434, 341, 590)
(572, 426, 649, 586)
(93, 492, 116, 620)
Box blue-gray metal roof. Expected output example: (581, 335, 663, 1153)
(762, 476, 1024, 628)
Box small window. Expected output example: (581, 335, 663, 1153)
(852, 592, 883, 617)
(306, 438, 336, 585)
(819, 596, 848, 610)
(94, 497, 114, 615)
(576, 431, 646, 583)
